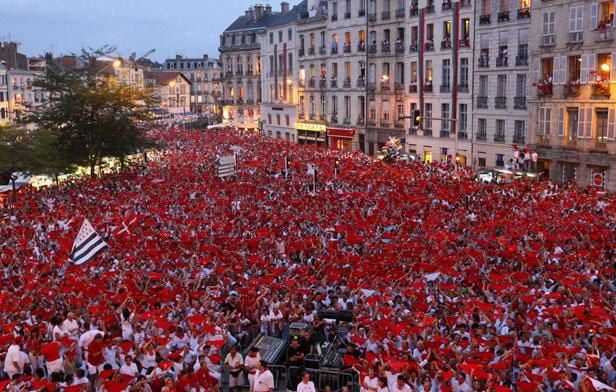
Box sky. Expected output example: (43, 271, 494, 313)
(0, 0, 272, 62)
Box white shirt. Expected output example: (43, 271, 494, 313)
(254, 369, 274, 392)
(245, 353, 261, 374)
(225, 352, 244, 371)
(61, 319, 80, 338)
(120, 362, 139, 377)
(4, 344, 21, 374)
(297, 380, 317, 392)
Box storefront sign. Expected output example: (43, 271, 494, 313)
(327, 128, 355, 138)
(296, 122, 326, 132)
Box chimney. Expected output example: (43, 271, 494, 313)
(254, 4, 264, 19)
(245, 6, 255, 18)
(281, 1, 290, 13)
(265, 4, 272, 14)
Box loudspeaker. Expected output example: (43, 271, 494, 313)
(317, 310, 354, 323)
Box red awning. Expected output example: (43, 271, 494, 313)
(327, 128, 355, 138)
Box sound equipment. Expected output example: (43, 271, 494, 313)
(289, 322, 310, 338)
(304, 353, 321, 369)
(244, 334, 287, 364)
(317, 310, 354, 323)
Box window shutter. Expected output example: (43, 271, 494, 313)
(580, 54, 589, 83)
(542, 13, 548, 35)
(569, 7, 576, 32)
(577, 7, 584, 31)
(591, 2, 598, 30)
(560, 56, 568, 84)
(590, 54, 597, 76)
(534, 58, 540, 83)
(585, 108, 592, 138)
(611, 53, 616, 81)
(579, 107, 585, 138)
(553, 57, 561, 84)
(558, 108, 564, 136)
(539, 108, 545, 135)
(608, 108, 616, 140)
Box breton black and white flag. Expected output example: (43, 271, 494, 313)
(70, 218, 108, 265)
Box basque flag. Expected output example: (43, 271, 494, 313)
(70, 218, 108, 265)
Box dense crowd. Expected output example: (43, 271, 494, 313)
(0, 128, 614, 392)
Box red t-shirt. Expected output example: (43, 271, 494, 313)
(87, 340, 104, 366)
(40, 342, 61, 362)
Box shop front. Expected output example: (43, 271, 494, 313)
(296, 122, 327, 147)
(327, 127, 355, 152)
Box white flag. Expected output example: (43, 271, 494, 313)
(586, 376, 616, 392)
(70, 218, 108, 265)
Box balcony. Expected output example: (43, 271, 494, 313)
(381, 43, 391, 52)
(367, 82, 376, 91)
(395, 8, 405, 17)
(498, 11, 510, 22)
(409, 43, 418, 52)
(424, 129, 433, 137)
(381, 10, 391, 20)
(440, 84, 451, 93)
(513, 134, 526, 144)
(440, 130, 450, 138)
(395, 82, 404, 93)
(309, 113, 316, 120)
(357, 78, 366, 87)
(479, 15, 491, 24)
(225, 71, 233, 77)
(478, 57, 489, 67)
(368, 12, 377, 21)
(331, 14, 338, 21)
(319, 46, 327, 55)
(458, 83, 469, 93)
(299, 48, 305, 57)
(381, 119, 391, 127)
(514, 96, 527, 109)
(458, 131, 468, 140)
(344, 11, 351, 19)
(441, 39, 452, 50)
(568, 32, 583, 44)
(298, 112, 305, 120)
(424, 83, 433, 92)
(459, 38, 470, 48)
(381, 81, 390, 91)
(358, 42, 366, 52)
(367, 118, 377, 126)
(343, 117, 351, 124)
(496, 55, 508, 67)
(331, 46, 339, 55)
(517, 7, 530, 19)
(343, 78, 351, 88)
(477, 96, 488, 108)
(395, 42, 405, 54)
(308, 79, 316, 88)
(357, 116, 365, 125)
(319, 79, 327, 88)
(426, 4, 435, 13)
(330, 79, 338, 88)
(331, 115, 338, 124)
(425, 41, 435, 51)
(409, 84, 418, 93)
(494, 96, 507, 109)
(359, 9, 366, 17)
(309, 47, 316, 55)
(515, 55, 528, 66)
(442, 1, 452, 10)
(476, 132, 487, 141)
(410, 6, 419, 16)
(368, 44, 377, 54)
(537, 82, 553, 97)
(541, 35, 555, 47)
(563, 82, 581, 98)
(494, 134, 506, 143)
(592, 82, 611, 99)
(595, 28, 614, 42)
(343, 44, 351, 53)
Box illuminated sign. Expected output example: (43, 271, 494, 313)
(296, 122, 327, 132)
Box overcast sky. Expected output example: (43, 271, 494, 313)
(1, 0, 274, 62)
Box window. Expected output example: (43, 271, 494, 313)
(569, 6, 583, 42)
(478, 119, 487, 139)
(425, 103, 432, 130)
(285, 114, 290, 126)
(310, 95, 315, 116)
(596, 109, 608, 141)
(441, 103, 450, 130)
(514, 120, 525, 143)
(460, 58, 469, 86)
(442, 59, 450, 87)
(478, 157, 486, 168)
(288, 53, 293, 73)
(538, 107, 552, 136)
(278, 31, 283, 43)
(542, 12, 555, 45)
(397, 104, 404, 123)
(268, 113, 272, 124)
(567, 108, 579, 139)
(276, 114, 281, 125)
(459, 104, 468, 132)
(495, 120, 506, 142)
(461, 18, 470, 39)
(411, 62, 418, 84)
(496, 154, 505, 167)
(344, 96, 351, 120)
(382, 100, 390, 121)
(321, 95, 326, 118)
(497, 75, 507, 97)
(568, 55, 581, 83)
(426, 60, 433, 82)
(288, 28, 293, 41)
(516, 74, 527, 97)
(443, 21, 452, 40)
(270, 33, 274, 44)
(479, 75, 488, 96)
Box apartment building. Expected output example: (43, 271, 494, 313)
(324, 0, 367, 151)
(219, 5, 270, 129)
(472, 0, 531, 169)
(296, 0, 330, 147)
(144, 71, 192, 115)
(528, 0, 616, 190)
(163, 55, 222, 115)
(261, 1, 306, 142)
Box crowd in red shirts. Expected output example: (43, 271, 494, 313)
(0, 128, 614, 392)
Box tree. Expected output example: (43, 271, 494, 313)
(30, 47, 158, 176)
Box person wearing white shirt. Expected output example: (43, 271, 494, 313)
(391, 375, 413, 392)
(120, 355, 139, 377)
(253, 360, 274, 392)
(4, 337, 23, 378)
(245, 347, 262, 390)
(224, 346, 244, 392)
(61, 313, 80, 339)
(297, 372, 317, 392)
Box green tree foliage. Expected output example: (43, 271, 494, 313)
(30, 47, 158, 176)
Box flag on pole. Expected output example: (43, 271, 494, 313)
(70, 218, 108, 265)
